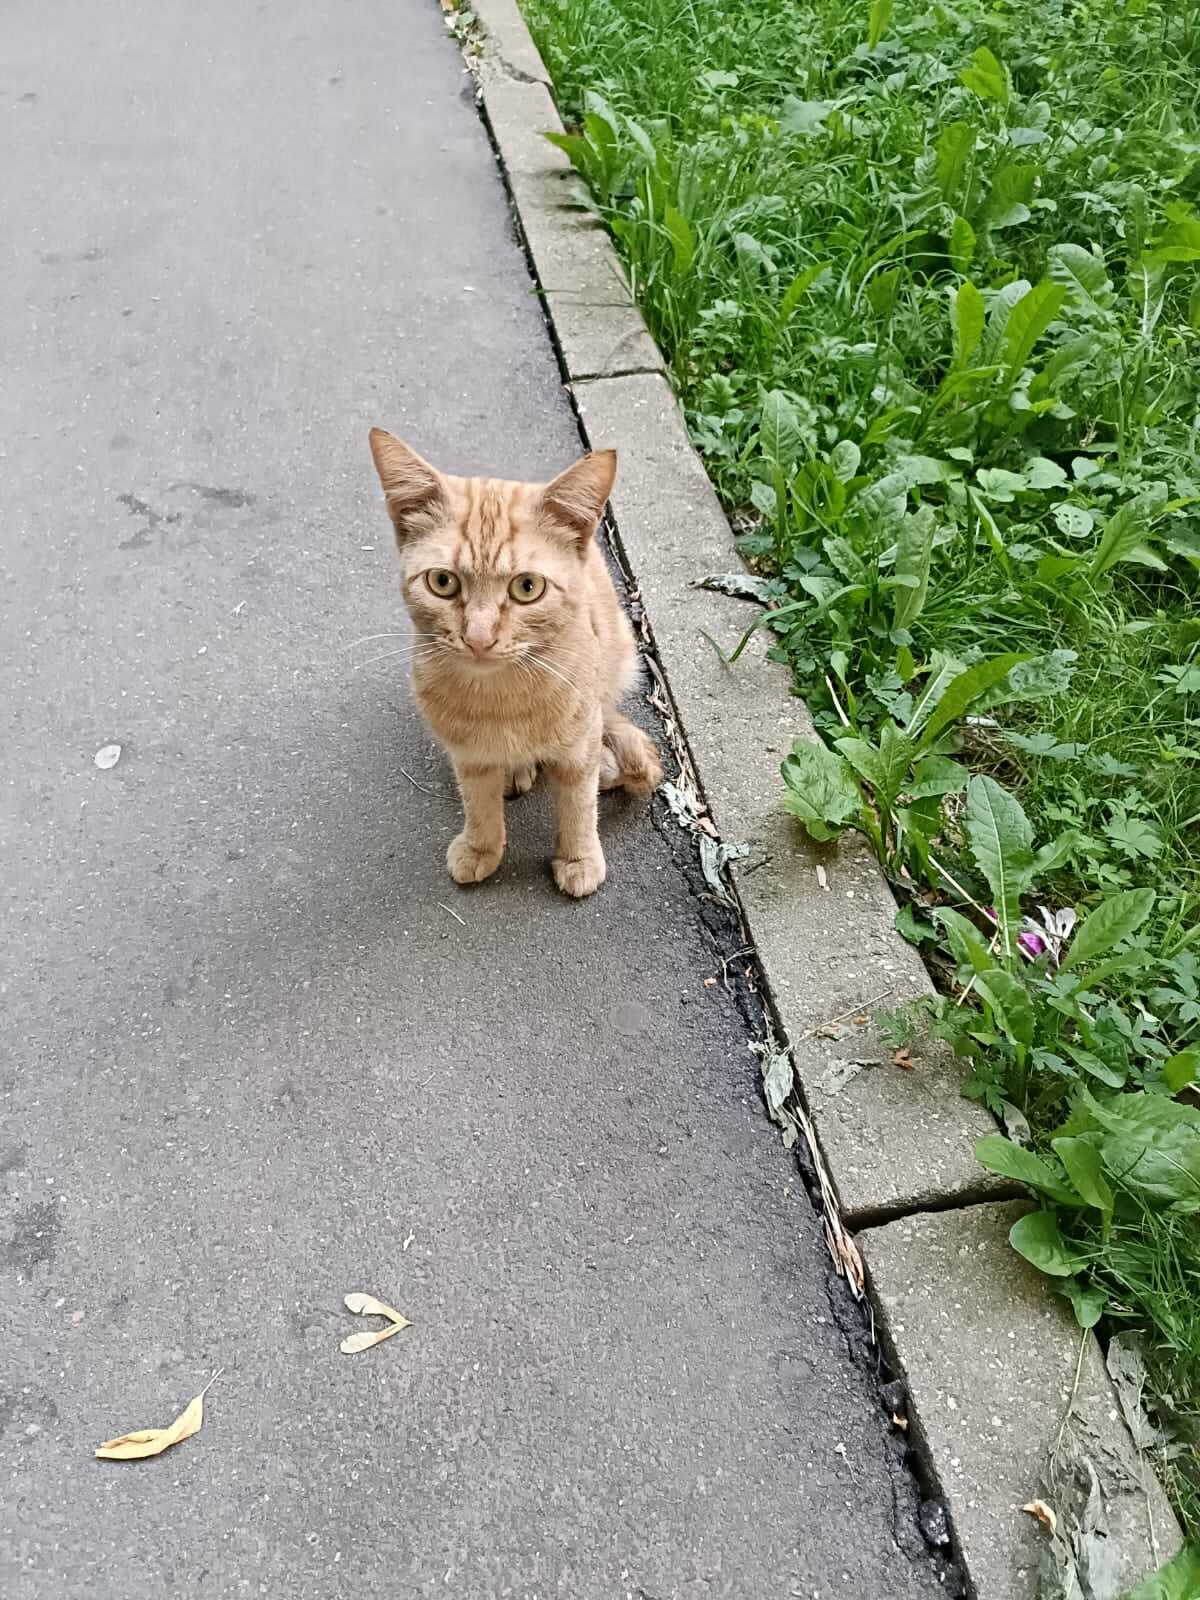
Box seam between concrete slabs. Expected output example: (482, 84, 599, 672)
(463, 2, 1182, 1592)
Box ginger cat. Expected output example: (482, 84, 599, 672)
(368, 429, 662, 898)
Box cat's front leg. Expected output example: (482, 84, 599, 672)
(547, 738, 606, 899)
(447, 759, 506, 884)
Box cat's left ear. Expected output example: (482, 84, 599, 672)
(541, 449, 617, 548)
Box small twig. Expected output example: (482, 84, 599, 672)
(955, 930, 1001, 1007)
(400, 767, 453, 798)
(929, 853, 990, 916)
(806, 987, 896, 1037)
(436, 901, 466, 927)
(1052, 1330, 1089, 1458)
(825, 674, 851, 729)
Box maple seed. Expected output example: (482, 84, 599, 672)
(340, 1291, 411, 1355)
(95, 1368, 223, 1461)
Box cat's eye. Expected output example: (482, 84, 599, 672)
(425, 568, 461, 598)
(508, 572, 546, 604)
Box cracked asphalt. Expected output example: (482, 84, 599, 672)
(1, 2, 956, 1594)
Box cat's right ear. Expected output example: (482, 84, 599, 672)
(368, 428, 446, 539)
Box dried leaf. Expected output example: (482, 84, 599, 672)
(94, 744, 122, 770)
(343, 1291, 410, 1326)
(95, 1369, 221, 1460)
(1023, 1499, 1058, 1535)
(893, 1048, 914, 1070)
(892, 1412, 909, 1431)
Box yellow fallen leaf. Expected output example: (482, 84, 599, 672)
(343, 1292, 409, 1326)
(95, 1368, 222, 1461)
(1022, 1499, 1057, 1535)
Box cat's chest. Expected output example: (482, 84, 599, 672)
(415, 669, 576, 762)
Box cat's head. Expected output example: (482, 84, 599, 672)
(368, 429, 616, 667)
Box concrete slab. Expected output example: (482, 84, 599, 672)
(482, 78, 664, 379)
(862, 1203, 1183, 1600)
(573, 373, 1010, 1223)
(473, 0, 551, 85)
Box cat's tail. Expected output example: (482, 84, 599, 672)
(601, 712, 663, 796)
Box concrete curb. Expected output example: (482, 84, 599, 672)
(464, 0, 1184, 1590)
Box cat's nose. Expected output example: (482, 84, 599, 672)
(466, 636, 498, 658)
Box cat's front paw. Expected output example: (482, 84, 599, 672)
(447, 833, 503, 885)
(552, 847, 606, 899)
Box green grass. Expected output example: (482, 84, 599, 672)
(519, 0, 1200, 1546)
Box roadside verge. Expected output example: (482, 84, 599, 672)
(462, 3, 1184, 1591)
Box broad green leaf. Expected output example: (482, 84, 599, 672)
(663, 206, 695, 275)
(934, 906, 993, 977)
(835, 724, 914, 808)
(908, 755, 969, 799)
(780, 741, 861, 842)
(1009, 1210, 1085, 1277)
(1164, 1049, 1200, 1093)
(960, 45, 1009, 103)
(979, 279, 1032, 364)
(777, 261, 829, 325)
(1061, 1277, 1106, 1330)
(1060, 888, 1156, 972)
(950, 281, 985, 369)
(973, 649, 1077, 714)
(1052, 1137, 1114, 1221)
(976, 968, 1036, 1049)
(964, 776, 1034, 959)
(1004, 279, 1068, 381)
(986, 162, 1036, 230)
(893, 508, 934, 630)
(1053, 504, 1094, 538)
(1090, 485, 1169, 579)
(1088, 1094, 1200, 1205)
(976, 1135, 1079, 1206)
(1031, 830, 1077, 876)
(976, 467, 1028, 502)
(1026, 457, 1068, 489)
(830, 440, 861, 481)
(895, 904, 937, 945)
(779, 97, 832, 135)
(1047, 242, 1112, 315)
(916, 652, 1030, 749)
(1063, 1043, 1129, 1090)
(867, 0, 894, 50)
(948, 215, 976, 274)
(543, 131, 593, 180)
(1119, 1543, 1200, 1600)
(759, 390, 805, 469)
(934, 122, 974, 205)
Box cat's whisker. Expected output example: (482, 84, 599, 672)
(354, 644, 444, 671)
(343, 631, 425, 651)
(523, 651, 580, 694)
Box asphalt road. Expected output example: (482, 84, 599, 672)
(1, 3, 952, 1595)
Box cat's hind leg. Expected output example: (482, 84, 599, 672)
(505, 762, 539, 798)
